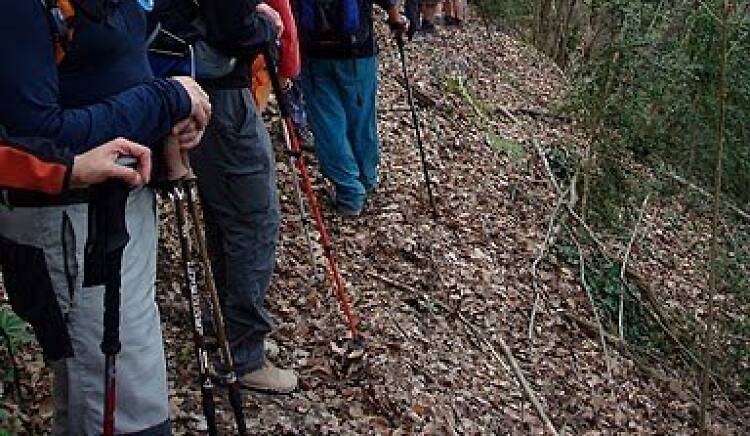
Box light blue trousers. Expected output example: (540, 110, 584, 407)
(300, 56, 380, 211)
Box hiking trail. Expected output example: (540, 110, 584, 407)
(5, 10, 748, 435)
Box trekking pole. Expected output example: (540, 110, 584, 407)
(83, 157, 135, 436)
(264, 47, 364, 348)
(183, 180, 248, 435)
(280, 117, 321, 283)
(179, 44, 248, 435)
(169, 178, 218, 436)
(393, 32, 438, 218)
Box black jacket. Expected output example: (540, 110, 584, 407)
(151, 0, 277, 89)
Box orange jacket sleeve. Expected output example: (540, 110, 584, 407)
(266, 0, 301, 79)
(0, 139, 72, 195)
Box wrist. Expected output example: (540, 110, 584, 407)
(70, 156, 85, 189)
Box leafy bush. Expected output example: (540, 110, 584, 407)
(0, 306, 34, 433)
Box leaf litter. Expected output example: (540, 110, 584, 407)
(2, 9, 748, 435)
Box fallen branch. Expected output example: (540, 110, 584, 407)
(456, 313, 559, 436)
(496, 105, 520, 124)
(511, 107, 573, 123)
(563, 313, 697, 394)
(369, 271, 559, 435)
(529, 183, 572, 342)
(666, 171, 750, 223)
(569, 229, 613, 380)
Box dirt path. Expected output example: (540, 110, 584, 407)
(5, 10, 747, 435)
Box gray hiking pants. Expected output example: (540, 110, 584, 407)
(190, 87, 280, 375)
(0, 189, 169, 435)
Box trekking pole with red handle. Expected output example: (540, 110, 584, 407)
(263, 47, 364, 348)
(83, 156, 136, 436)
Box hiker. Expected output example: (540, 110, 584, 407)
(443, 0, 465, 26)
(296, 0, 409, 216)
(150, 0, 300, 393)
(404, 0, 422, 37)
(0, 133, 152, 193)
(0, 0, 210, 433)
(251, 0, 302, 113)
(419, 0, 441, 33)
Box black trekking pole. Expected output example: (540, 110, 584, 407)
(184, 178, 248, 435)
(393, 31, 438, 218)
(167, 44, 219, 436)
(170, 179, 218, 436)
(83, 157, 136, 436)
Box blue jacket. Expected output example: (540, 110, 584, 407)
(0, 0, 191, 155)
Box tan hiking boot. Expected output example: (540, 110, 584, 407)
(264, 338, 280, 359)
(241, 361, 298, 394)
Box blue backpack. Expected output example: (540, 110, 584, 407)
(298, 0, 369, 44)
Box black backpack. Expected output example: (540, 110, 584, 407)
(147, 0, 237, 79)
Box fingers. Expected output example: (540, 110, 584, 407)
(171, 119, 205, 149)
(107, 164, 143, 187)
(70, 138, 150, 188)
(164, 136, 191, 181)
(171, 76, 212, 131)
(117, 139, 153, 184)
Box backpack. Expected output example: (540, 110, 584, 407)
(147, 0, 237, 79)
(297, 0, 370, 46)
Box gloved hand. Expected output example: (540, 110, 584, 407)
(280, 80, 308, 135)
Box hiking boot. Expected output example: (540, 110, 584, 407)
(421, 20, 437, 34)
(444, 16, 460, 26)
(322, 182, 364, 217)
(265, 338, 280, 359)
(335, 203, 363, 217)
(240, 360, 298, 394)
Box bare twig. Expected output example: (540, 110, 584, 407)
(369, 271, 559, 435)
(569, 229, 613, 379)
(529, 183, 572, 342)
(456, 313, 559, 436)
(666, 171, 750, 223)
(701, 3, 729, 431)
(619, 193, 651, 341)
(497, 105, 520, 124)
(511, 107, 573, 123)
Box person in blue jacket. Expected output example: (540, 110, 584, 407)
(0, 0, 211, 434)
(297, 0, 408, 216)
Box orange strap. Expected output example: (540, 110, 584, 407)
(0, 143, 69, 195)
